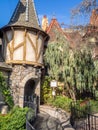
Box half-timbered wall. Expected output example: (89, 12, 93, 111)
(4, 28, 44, 66)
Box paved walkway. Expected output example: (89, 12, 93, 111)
(33, 112, 62, 130)
(32, 105, 74, 130)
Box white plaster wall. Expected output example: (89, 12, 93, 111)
(14, 31, 24, 48)
(26, 33, 35, 61)
(13, 46, 23, 60)
(28, 31, 36, 47)
(6, 29, 44, 65)
(8, 30, 24, 60)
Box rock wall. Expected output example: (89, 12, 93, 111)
(10, 65, 40, 107)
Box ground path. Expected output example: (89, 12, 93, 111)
(32, 105, 74, 130)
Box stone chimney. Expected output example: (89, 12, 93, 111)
(42, 15, 49, 32)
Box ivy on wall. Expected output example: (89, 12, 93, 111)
(0, 72, 14, 109)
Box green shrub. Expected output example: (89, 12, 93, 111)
(89, 100, 98, 114)
(41, 76, 52, 104)
(0, 106, 29, 130)
(26, 109, 35, 122)
(73, 100, 98, 114)
(71, 100, 91, 119)
(47, 96, 72, 112)
(70, 99, 98, 120)
(0, 72, 14, 109)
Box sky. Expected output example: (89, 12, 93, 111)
(0, 0, 83, 28)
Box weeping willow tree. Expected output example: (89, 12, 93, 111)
(94, 60, 98, 87)
(45, 39, 69, 80)
(45, 40, 98, 100)
(67, 49, 98, 100)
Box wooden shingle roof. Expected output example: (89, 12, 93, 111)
(3, 0, 43, 31)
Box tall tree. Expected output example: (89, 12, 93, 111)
(45, 40, 97, 100)
(71, 0, 97, 26)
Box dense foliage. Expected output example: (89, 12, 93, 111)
(47, 96, 72, 112)
(0, 107, 29, 130)
(41, 76, 52, 104)
(0, 72, 14, 109)
(45, 41, 98, 100)
(45, 41, 69, 80)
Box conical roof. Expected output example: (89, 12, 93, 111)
(4, 0, 42, 31)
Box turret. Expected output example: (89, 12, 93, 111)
(1, 0, 49, 67)
(0, 0, 49, 107)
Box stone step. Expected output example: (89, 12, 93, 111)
(32, 112, 62, 130)
(40, 105, 75, 130)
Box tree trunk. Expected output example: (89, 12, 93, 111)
(66, 82, 76, 101)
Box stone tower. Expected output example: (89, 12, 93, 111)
(0, 0, 49, 107)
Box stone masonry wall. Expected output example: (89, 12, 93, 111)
(10, 65, 40, 106)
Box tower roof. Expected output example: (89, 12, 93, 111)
(4, 0, 42, 31)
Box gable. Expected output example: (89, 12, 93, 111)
(47, 19, 67, 42)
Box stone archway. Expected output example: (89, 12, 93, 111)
(19, 72, 40, 107)
(24, 79, 36, 101)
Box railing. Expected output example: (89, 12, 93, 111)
(24, 101, 37, 118)
(26, 119, 35, 130)
(24, 95, 39, 118)
(70, 101, 98, 130)
(25, 95, 39, 130)
(26, 109, 36, 130)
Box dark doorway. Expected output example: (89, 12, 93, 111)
(24, 79, 39, 113)
(24, 79, 36, 102)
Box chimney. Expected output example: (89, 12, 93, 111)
(42, 15, 49, 31)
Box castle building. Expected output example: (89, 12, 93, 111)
(42, 14, 98, 59)
(0, 0, 49, 107)
(42, 16, 82, 49)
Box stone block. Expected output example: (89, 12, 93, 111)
(1, 105, 9, 114)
